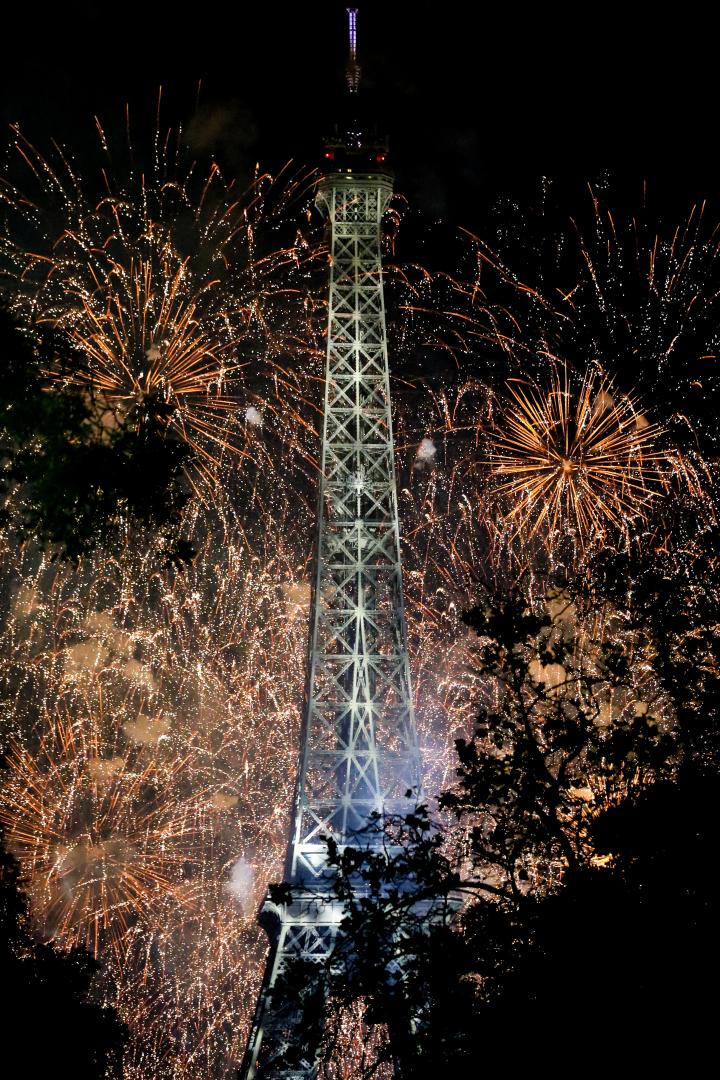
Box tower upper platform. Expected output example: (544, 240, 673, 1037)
(320, 7, 392, 181)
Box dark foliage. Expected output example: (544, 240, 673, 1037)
(589, 509, 720, 768)
(0, 828, 127, 1076)
(269, 545, 720, 1077)
(0, 305, 193, 562)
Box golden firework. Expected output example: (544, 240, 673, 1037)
(0, 124, 324, 495)
(0, 716, 205, 959)
(491, 365, 666, 544)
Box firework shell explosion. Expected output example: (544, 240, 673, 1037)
(489, 365, 670, 546)
(460, 189, 720, 460)
(0, 493, 307, 1076)
(0, 122, 327, 496)
(1, 122, 718, 1077)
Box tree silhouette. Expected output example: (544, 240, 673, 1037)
(269, 561, 720, 1077)
(0, 305, 192, 562)
(0, 828, 127, 1076)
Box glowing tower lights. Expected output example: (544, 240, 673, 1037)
(346, 8, 360, 93)
(241, 9, 422, 1077)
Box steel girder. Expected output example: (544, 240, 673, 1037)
(241, 173, 421, 1079)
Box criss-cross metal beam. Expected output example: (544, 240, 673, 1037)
(239, 169, 422, 1079)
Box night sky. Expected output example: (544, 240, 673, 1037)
(2, 1, 718, 228)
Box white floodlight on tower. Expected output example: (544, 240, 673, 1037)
(240, 10, 422, 1076)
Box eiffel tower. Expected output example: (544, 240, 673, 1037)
(241, 10, 422, 1076)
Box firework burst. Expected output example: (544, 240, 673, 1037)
(489, 365, 670, 544)
(0, 718, 207, 960)
(0, 123, 325, 495)
(0, 486, 311, 1076)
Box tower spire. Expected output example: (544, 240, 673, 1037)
(240, 14, 420, 1078)
(346, 7, 360, 93)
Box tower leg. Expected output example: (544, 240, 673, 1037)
(241, 896, 340, 1079)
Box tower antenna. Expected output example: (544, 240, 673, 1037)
(346, 7, 361, 93)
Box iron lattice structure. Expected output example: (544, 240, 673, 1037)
(240, 166, 423, 1078)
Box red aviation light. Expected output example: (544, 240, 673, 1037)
(324, 150, 335, 160)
